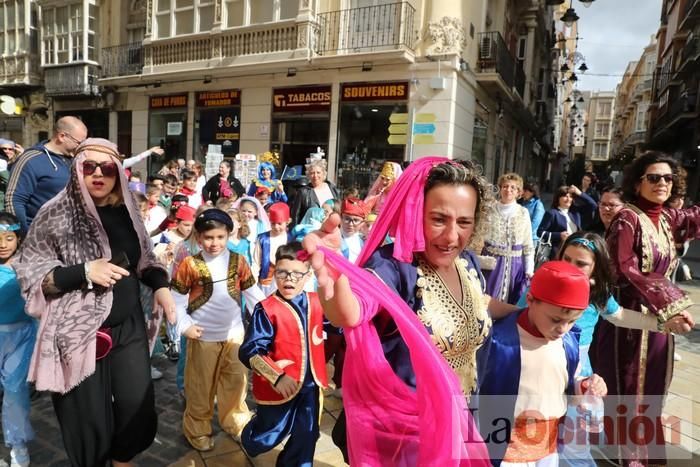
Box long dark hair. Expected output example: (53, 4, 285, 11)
(621, 150, 683, 202)
(557, 231, 614, 310)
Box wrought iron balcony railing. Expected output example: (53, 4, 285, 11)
(315, 1, 415, 54)
(101, 42, 143, 77)
(477, 31, 525, 99)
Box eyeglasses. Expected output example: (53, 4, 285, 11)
(342, 216, 364, 226)
(273, 269, 309, 282)
(640, 173, 675, 184)
(83, 160, 119, 177)
(0, 146, 13, 152)
(599, 202, 623, 210)
(63, 132, 85, 146)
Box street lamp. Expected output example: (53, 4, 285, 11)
(561, 7, 580, 26)
(578, 62, 588, 73)
(579, 0, 595, 7)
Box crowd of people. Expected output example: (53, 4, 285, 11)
(0, 116, 698, 467)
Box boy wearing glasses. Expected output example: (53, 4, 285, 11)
(340, 197, 368, 263)
(239, 241, 328, 465)
(171, 209, 266, 451)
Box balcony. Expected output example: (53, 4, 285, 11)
(101, 43, 143, 78)
(0, 52, 42, 86)
(477, 31, 525, 101)
(135, 2, 415, 79)
(315, 2, 415, 55)
(679, 35, 700, 73)
(44, 63, 100, 97)
(652, 90, 697, 136)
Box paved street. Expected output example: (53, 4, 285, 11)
(1, 280, 698, 467)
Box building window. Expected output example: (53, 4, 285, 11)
(223, 0, 298, 29)
(635, 104, 648, 132)
(593, 142, 608, 158)
(42, 1, 98, 65)
(0, 0, 28, 55)
(594, 122, 609, 138)
(154, 0, 215, 39)
(597, 102, 612, 118)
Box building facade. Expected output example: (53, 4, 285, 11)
(10, 0, 560, 194)
(648, 0, 700, 201)
(611, 35, 656, 164)
(584, 91, 615, 166)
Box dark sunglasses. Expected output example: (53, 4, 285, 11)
(640, 173, 675, 184)
(83, 160, 119, 177)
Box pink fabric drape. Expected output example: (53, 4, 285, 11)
(319, 246, 490, 466)
(357, 156, 449, 267)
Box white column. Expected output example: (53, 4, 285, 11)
(108, 110, 118, 143)
(186, 91, 195, 158)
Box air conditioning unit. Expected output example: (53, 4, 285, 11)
(480, 36, 493, 59)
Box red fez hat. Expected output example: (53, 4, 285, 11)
(175, 205, 196, 222)
(530, 260, 590, 310)
(342, 197, 368, 218)
(268, 202, 290, 223)
(255, 186, 271, 196)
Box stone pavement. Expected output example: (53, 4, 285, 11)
(2, 282, 699, 466)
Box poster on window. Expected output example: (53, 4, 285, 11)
(199, 108, 241, 155)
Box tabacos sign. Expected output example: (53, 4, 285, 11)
(341, 82, 409, 102)
(272, 85, 332, 112)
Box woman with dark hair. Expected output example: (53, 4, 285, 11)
(536, 185, 597, 258)
(13, 138, 177, 467)
(302, 158, 515, 465)
(590, 185, 624, 235)
(519, 182, 545, 245)
(202, 160, 246, 204)
(591, 150, 699, 465)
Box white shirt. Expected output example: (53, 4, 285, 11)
(558, 208, 578, 234)
(313, 183, 334, 206)
(174, 249, 265, 342)
(343, 233, 363, 263)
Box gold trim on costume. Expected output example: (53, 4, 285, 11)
(415, 257, 492, 395)
(189, 254, 213, 313)
(250, 355, 284, 385)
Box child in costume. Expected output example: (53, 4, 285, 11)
(339, 197, 367, 263)
(239, 242, 327, 466)
(247, 161, 287, 203)
(153, 204, 196, 270)
(171, 209, 266, 451)
(177, 169, 203, 210)
(252, 202, 293, 296)
(226, 208, 253, 265)
(0, 212, 34, 467)
(234, 196, 270, 262)
(144, 183, 167, 232)
(253, 186, 271, 208)
(479, 261, 607, 467)
(364, 161, 402, 215)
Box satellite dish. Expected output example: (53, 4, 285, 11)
(0, 95, 15, 115)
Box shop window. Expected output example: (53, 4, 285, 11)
(223, 0, 298, 28)
(336, 102, 406, 195)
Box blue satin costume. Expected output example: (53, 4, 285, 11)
(239, 293, 321, 467)
(477, 310, 580, 467)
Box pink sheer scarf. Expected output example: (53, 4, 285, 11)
(319, 246, 489, 466)
(357, 156, 449, 267)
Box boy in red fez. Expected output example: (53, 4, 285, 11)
(239, 242, 327, 465)
(153, 204, 197, 269)
(254, 185, 271, 208)
(478, 261, 607, 467)
(340, 197, 367, 263)
(253, 202, 293, 296)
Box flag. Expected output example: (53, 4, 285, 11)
(281, 165, 303, 180)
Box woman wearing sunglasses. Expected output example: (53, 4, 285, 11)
(13, 138, 177, 467)
(590, 151, 698, 466)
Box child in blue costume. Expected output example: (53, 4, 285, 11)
(479, 261, 607, 467)
(0, 212, 35, 467)
(239, 242, 327, 466)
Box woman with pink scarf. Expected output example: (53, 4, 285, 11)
(303, 158, 516, 466)
(13, 139, 176, 467)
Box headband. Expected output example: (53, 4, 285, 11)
(0, 223, 20, 232)
(77, 143, 122, 161)
(570, 238, 596, 252)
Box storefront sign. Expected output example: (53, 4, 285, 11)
(149, 94, 188, 109)
(341, 82, 409, 102)
(272, 86, 332, 112)
(199, 108, 240, 155)
(196, 90, 241, 107)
